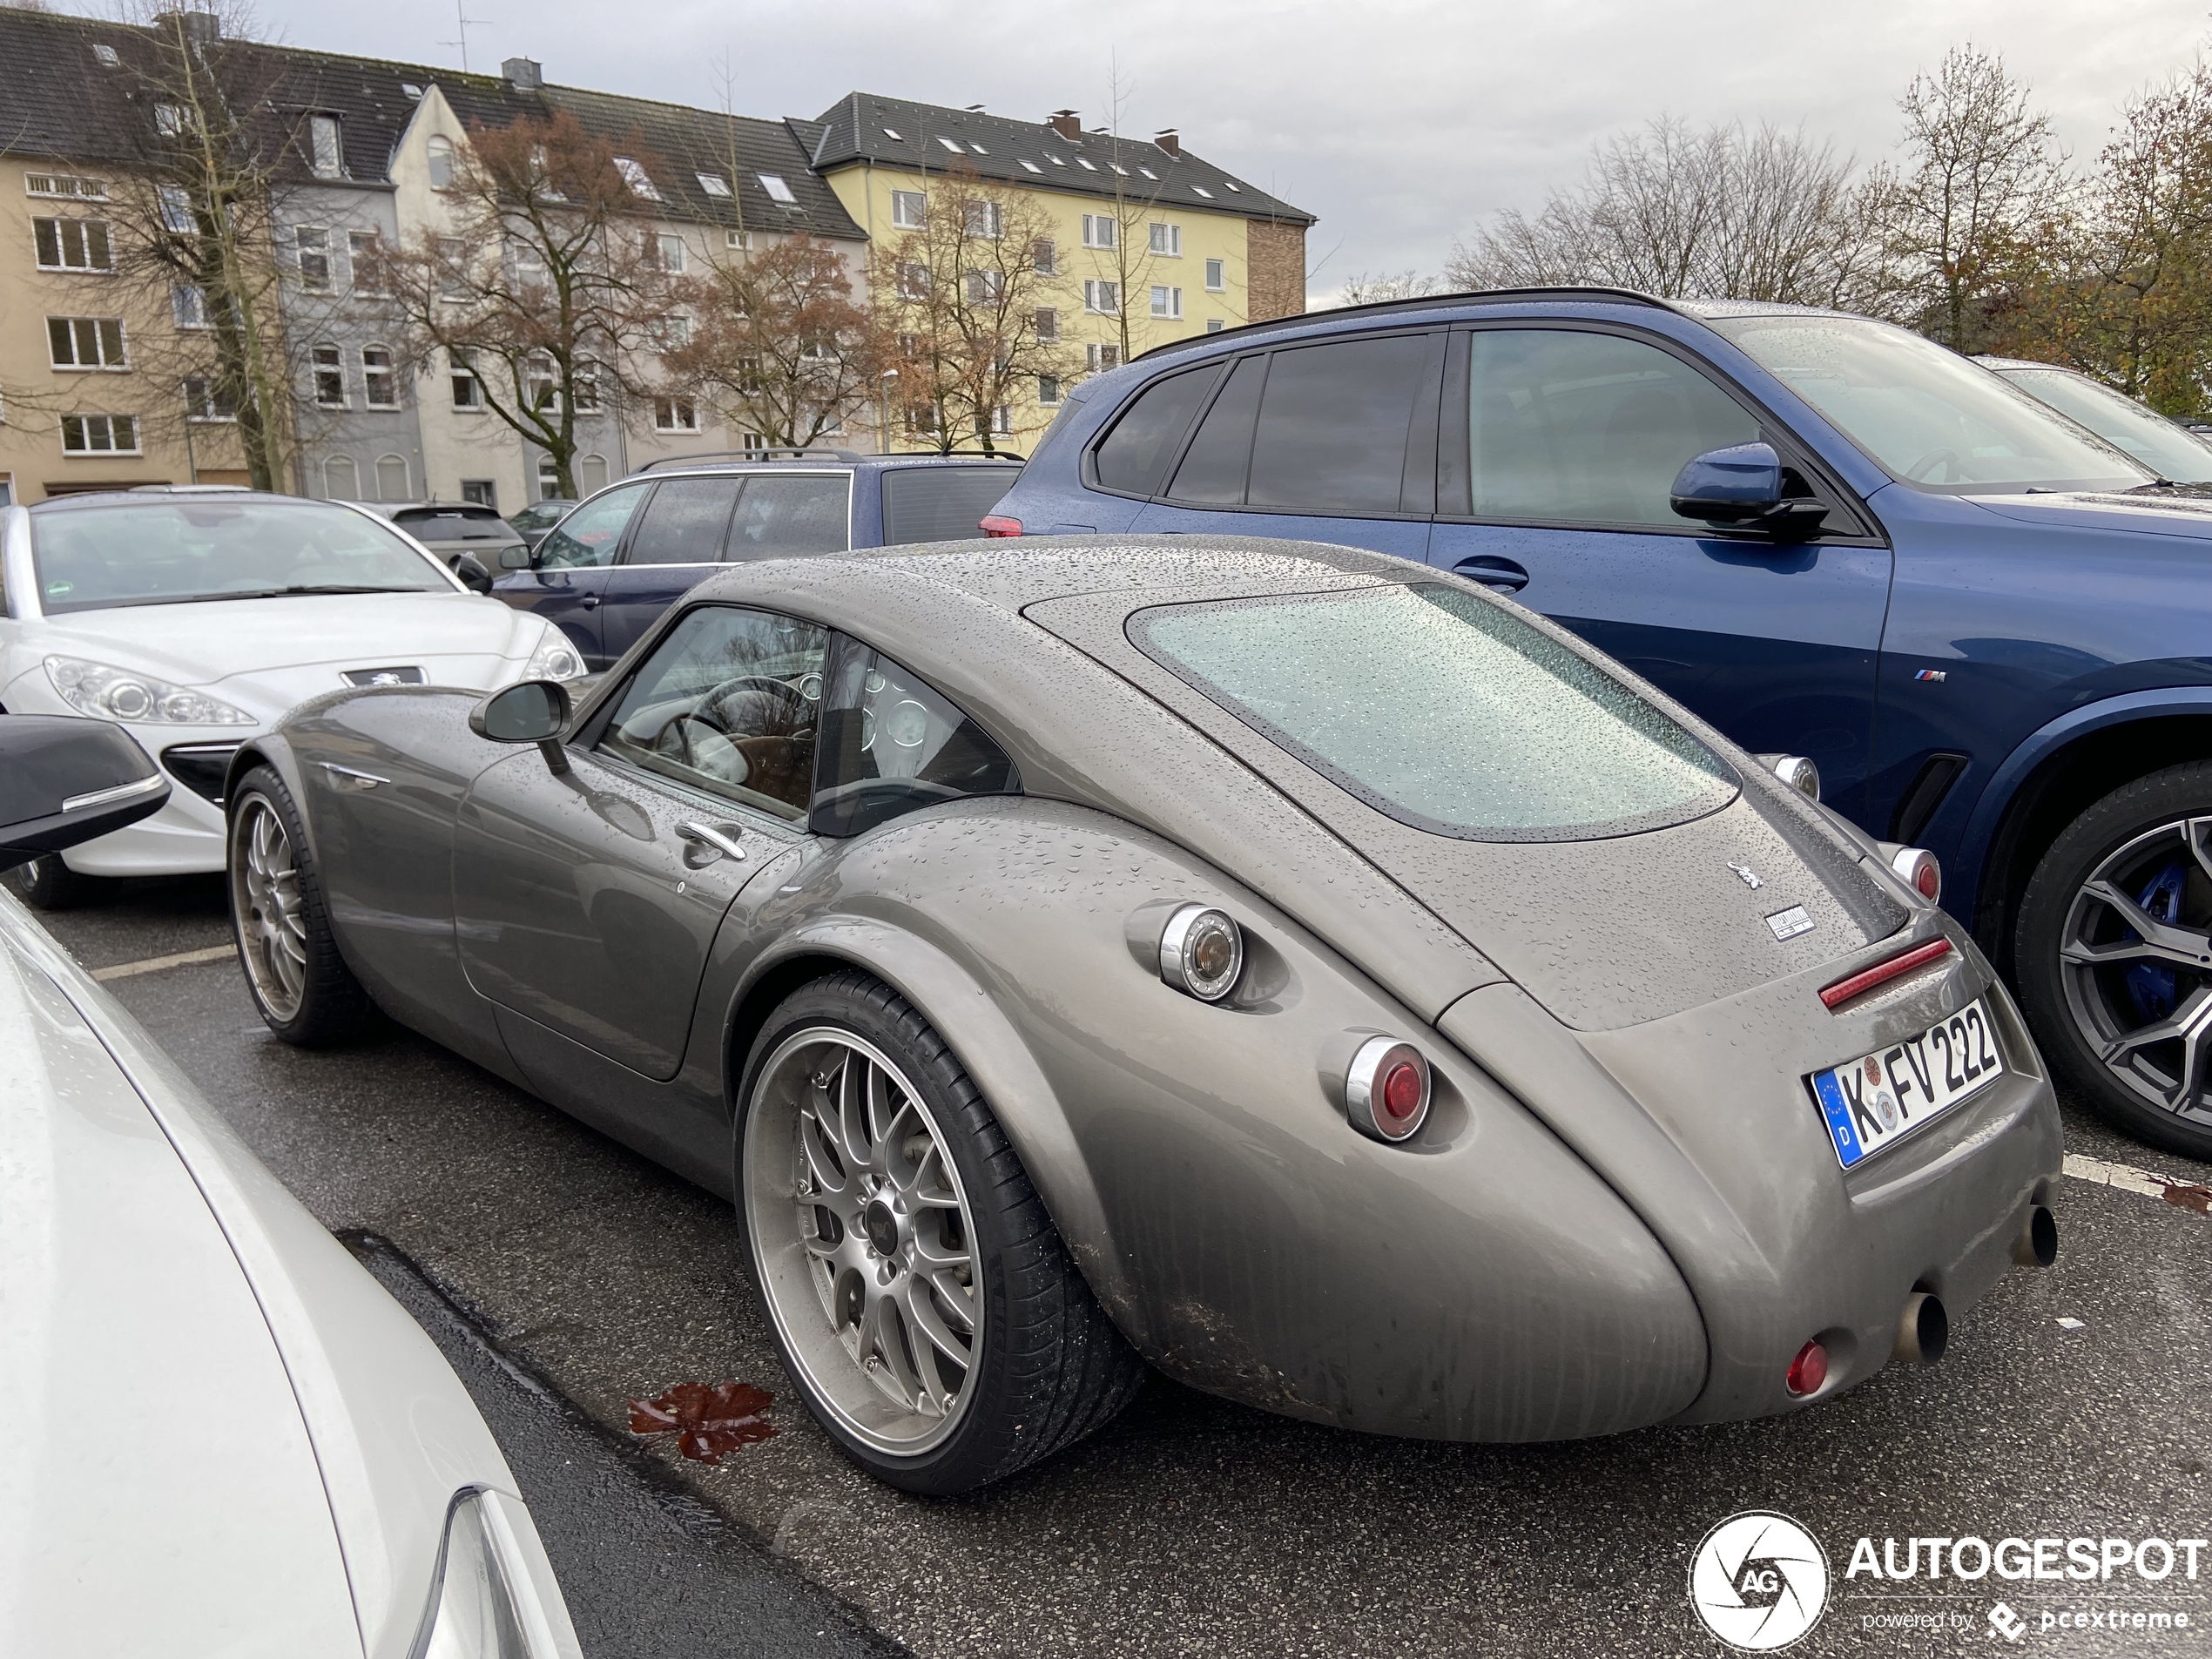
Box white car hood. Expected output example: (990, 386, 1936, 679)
(0, 929, 360, 1656)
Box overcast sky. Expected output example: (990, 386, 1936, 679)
(236, 0, 2209, 300)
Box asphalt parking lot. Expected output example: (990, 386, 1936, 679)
(39, 873, 2212, 1657)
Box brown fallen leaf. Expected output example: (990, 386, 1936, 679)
(2161, 1182, 2212, 1216)
(628, 1380, 776, 1463)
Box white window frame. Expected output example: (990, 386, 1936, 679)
(347, 229, 383, 294)
(322, 453, 359, 499)
(656, 233, 688, 273)
(653, 396, 699, 433)
(60, 414, 139, 455)
(375, 454, 411, 501)
(295, 226, 332, 292)
(361, 345, 398, 409)
(312, 343, 347, 408)
(182, 375, 235, 422)
(47, 316, 128, 370)
(307, 114, 342, 179)
(25, 173, 106, 199)
(450, 350, 482, 409)
(758, 173, 798, 205)
(725, 228, 752, 251)
(1038, 374, 1062, 405)
(963, 199, 1003, 239)
(891, 189, 927, 230)
(697, 172, 732, 198)
(964, 269, 1003, 305)
(614, 157, 661, 199)
(172, 284, 208, 329)
(157, 185, 194, 234)
(426, 135, 457, 190)
(1150, 284, 1183, 320)
(33, 217, 113, 273)
(1148, 221, 1181, 257)
(1082, 279, 1119, 314)
(1033, 307, 1058, 341)
(1081, 213, 1116, 250)
(1205, 257, 1225, 292)
(1087, 342, 1122, 372)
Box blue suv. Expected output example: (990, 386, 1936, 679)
(494, 451, 1020, 671)
(995, 288, 2212, 1160)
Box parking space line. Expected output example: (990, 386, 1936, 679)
(91, 944, 236, 982)
(2063, 1152, 2212, 1216)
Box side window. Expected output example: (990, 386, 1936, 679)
(536, 481, 647, 569)
(1246, 334, 1435, 515)
(724, 475, 850, 559)
(597, 605, 829, 820)
(880, 468, 1018, 543)
(813, 635, 1020, 838)
(1463, 330, 1760, 527)
(1091, 364, 1222, 496)
(622, 475, 741, 565)
(1166, 355, 1265, 505)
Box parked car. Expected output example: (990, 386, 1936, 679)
(0, 713, 582, 1658)
(0, 488, 587, 907)
(353, 499, 528, 583)
(992, 290, 2212, 1161)
(219, 537, 2059, 1494)
(492, 451, 1022, 671)
(1973, 355, 2212, 485)
(508, 496, 577, 551)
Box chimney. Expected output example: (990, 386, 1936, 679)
(502, 57, 543, 91)
(1046, 109, 1082, 143)
(155, 11, 220, 47)
(1154, 129, 1181, 158)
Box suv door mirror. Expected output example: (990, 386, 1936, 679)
(452, 551, 495, 593)
(469, 679, 572, 774)
(498, 544, 534, 570)
(1670, 442, 1830, 536)
(0, 716, 169, 873)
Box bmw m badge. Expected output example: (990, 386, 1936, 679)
(1766, 905, 1814, 941)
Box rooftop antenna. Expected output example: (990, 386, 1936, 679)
(440, 0, 492, 72)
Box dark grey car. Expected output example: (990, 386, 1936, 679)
(218, 536, 2062, 1493)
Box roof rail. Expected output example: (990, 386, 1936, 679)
(886, 448, 1026, 462)
(1133, 286, 1673, 361)
(635, 447, 869, 471)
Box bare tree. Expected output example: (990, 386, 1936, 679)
(374, 111, 672, 496)
(1335, 270, 1441, 306)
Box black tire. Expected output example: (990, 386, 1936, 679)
(736, 970, 1145, 1493)
(3, 853, 98, 910)
(226, 765, 372, 1046)
(2016, 760, 2212, 1161)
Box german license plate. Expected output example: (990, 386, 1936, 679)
(1809, 997, 2004, 1169)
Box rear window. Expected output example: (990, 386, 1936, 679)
(393, 508, 510, 538)
(1131, 583, 1737, 842)
(880, 468, 1020, 543)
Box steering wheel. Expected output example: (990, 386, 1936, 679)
(698, 675, 811, 731)
(1905, 448, 1964, 483)
(653, 713, 749, 784)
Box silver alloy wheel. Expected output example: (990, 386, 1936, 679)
(744, 1027, 982, 1456)
(2058, 815, 2212, 1128)
(231, 795, 307, 1022)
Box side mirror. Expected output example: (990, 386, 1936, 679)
(0, 716, 170, 873)
(1670, 442, 1830, 536)
(452, 552, 494, 594)
(469, 679, 572, 775)
(498, 544, 533, 570)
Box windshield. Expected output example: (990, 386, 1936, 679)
(1704, 314, 2151, 494)
(30, 497, 452, 613)
(1132, 583, 1738, 842)
(1993, 367, 2212, 485)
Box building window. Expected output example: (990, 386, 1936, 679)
(361, 345, 397, 408)
(426, 135, 456, 190)
(436, 238, 469, 300)
(1205, 257, 1225, 291)
(512, 239, 547, 287)
(376, 454, 410, 501)
(450, 351, 481, 408)
(578, 453, 610, 494)
(610, 157, 658, 199)
(725, 228, 752, 251)
(1150, 285, 1183, 320)
(896, 261, 930, 300)
(1032, 238, 1056, 276)
(25, 173, 106, 199)
(155, 103, 191, 137)
(906, 401, 941, 434)
(307, 114, 342, 179)
(47, 316, 127, 369)
(296, 226, 331, 291)
(323, 454, 359, 498)
(653, 315, 691, 351)
(1087, 342, 1121, 372)
(1034, 307, 1058, 341)
(758, 173, 798, 205)
(0, 475, 12, 508)
(537, 455, 562, 500)
(891, 189, 927, 230)
(313, 343, 346, 408)
(698, 172, 732, 198)
(1081, 214, 1116, 250)
(1206, 318, 1225, 333)
(525, 352, 558, 410)
(655, 233, 687, 273)
(572, 362, 601, 413)
(34, 218, 112, 271)
(169, 285, 208, 329)
(1148, 222, 1181, 256)
(1038, 374, 1062, 405)
(61, 414, 138, 454)
(461, 479, 497, 508)
(963, 200, 1002, 239)
(992, 405, 1012, 435)
(964, 270, 1003, 304)
(654, 397, 698, 432)
(347, 229, 383, 293)
(182, 376, 236, 421)
(158, 185, 194, 234)
(1082, 279, 1119, 314)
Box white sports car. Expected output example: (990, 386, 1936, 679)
(0, 488, 586, 904)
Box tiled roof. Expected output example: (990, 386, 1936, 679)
(801, 92, 1315, 226)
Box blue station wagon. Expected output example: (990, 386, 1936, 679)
(993, 288, 2212, 1161)
(494, 451, 1021, 671)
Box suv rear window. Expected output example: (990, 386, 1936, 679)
(880, 468, 1019, 543)
(393, 508, 509, 537)
(1132, 583, 1737, 842)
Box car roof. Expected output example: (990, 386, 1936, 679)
(27, 487, 332, 513)
(631, 450, 1024, 481)
(1973, 354, 2078, 374)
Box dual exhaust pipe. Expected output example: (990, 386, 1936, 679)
(1890, 1204, 2057, 1368)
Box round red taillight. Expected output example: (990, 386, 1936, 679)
(1381, 1061, 1424, 1122)
(1890, 846, 1941, 905)
(1786, 1339, 1829, 1397)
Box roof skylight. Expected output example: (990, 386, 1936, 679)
(1110, 163, 1128, 175)
(1224, 181, 1242, 192)
(937, 136, 963, 152)
(1137, 166, 1157, 179)
(1076, 157, 1097, 171)
(1190, 185, 1213, 198)
(1046, 154, 1065, 166)
(883, 126, 903, 139)
(92, 44, 119, 66)
(967, 142, 988, 154)
(757, 172, 799, 205)
(698, 172, 732, 197)
(614, 157, 661, 199)
(401, 81, 422, 98)
(1019, 158, 1042, 173)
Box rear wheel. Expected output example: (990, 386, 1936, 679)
(3, 853, 98, 911)
(737, 972, 1144, 1493)
(2017, 761, 2212, 1160)
(227, 766, 370, 1045)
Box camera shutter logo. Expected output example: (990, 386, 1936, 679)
(1688, 1511, 1831, 1650)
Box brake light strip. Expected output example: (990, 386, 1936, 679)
(1818, 936, 1953, 1010)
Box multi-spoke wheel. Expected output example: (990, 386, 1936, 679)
(226, 766, 369, 1045)
(3, 852, 97, 911)
(738, 972, 1145, 1493)
(2019, 763, 2212, 1160)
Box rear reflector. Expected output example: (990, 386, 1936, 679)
(1819, 936, 1952, 1010)
(980, 514, 1022, 537)
(1786, 1339, 1828, 1396)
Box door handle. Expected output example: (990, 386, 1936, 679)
(579, 594, 600, 609)
(678, 820, 746, 861)
(1453, 555, 1529, 593)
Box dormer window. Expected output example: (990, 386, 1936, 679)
(307, 115, 342, 179)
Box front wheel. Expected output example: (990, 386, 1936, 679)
(227, 766, 371, 1046)
(2016, 761, 2212, 1161)
(3, 853, 98, 911)
(737, 972, 1144, 1493)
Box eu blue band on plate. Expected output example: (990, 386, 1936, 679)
(1813, 1070, 1865, 1168)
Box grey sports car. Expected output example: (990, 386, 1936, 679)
(221, 536, 2062, 1494)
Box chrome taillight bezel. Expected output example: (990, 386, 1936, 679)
(1158, 903, 1244, 1002)
(1345, 1036, 1431, 1143)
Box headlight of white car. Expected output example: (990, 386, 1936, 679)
(415, 1489, 571, 1658)
(523, 630, 586, 683)
(45, 656, 255, 725)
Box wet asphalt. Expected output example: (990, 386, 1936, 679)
(36, 873, 2212, 1659)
